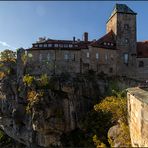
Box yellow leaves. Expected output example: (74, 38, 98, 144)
(94, 96, 127, 123)
(93, 135, 106, 148)
(23, 74, 34, 86)
(0, 72, 5, 79)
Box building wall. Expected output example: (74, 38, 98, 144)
(136, 58, 148, 80)
(26, 49, 81, 75)
(127, 87, 148, 147)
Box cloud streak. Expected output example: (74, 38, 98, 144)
(0, 41, 11, 48)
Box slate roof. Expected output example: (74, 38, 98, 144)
(108, 4, 137, 22)
(90, 30, 116, 49)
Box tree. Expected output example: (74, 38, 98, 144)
(0, 49, 16, 62)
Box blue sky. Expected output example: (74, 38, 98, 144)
(0, 1, 148, 51)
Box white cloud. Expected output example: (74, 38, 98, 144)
(0, 41, 11, 48)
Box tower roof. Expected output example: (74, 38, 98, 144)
(108, 3, 137, 22)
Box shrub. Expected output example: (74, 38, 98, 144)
(94, 95, 131, 146)
(40, 74, 49, 88)
(23, 74, 34, 86)
(0, 72, 5, 79)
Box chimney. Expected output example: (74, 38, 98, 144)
(73, 36, 76, 42)
(83, 32, 88, 42)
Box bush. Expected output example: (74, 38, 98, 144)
(39, 74, 49, 88)
(94, 95, 131, 147)
(23, 74, 35, 86)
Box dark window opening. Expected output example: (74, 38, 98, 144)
(124, 24, 129, 30)
(139, 61, 144, 67)
(109, 68, 113, 73)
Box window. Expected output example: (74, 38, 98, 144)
(139, 61, 144, 67)
(43, 44, 47, 48)
(59, 44, 63, 48)
(96, 53, 99, 59)
(124, 24, 129, 30)
(47, 53, 50, 61)
(105, 54, 108, 61)
(64, 54, 68, 60)
(39, 54, 42, 61)
(109, 68, 113, 73)
(111, 43, 114, 46)
(54, 44, 58, 47)
(124, 53, 129, 64)
(64, 44, 68, 48)
(34, 44, 38, 48)
(69, 44, 73, 48)
(48, 44, 52, 47)
(107, 43, 110, 46)
(75, 44, 78, 47)
(39, 44, 43, 47)
(87, 52, 90, 58)
(125, 38, 129, 44)
(104, 42, 107, 45)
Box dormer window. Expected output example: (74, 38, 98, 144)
(39, 44, 43, 48)
(64, 44, 68, 48)
(54, 44, 58, 47)
(59, 44, 63, 48)
(69, 44, 73, 48)
(43, 44, 47, 48)
(48, 44, 52, 47)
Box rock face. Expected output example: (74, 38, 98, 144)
(0, 71, 101, 147)
(127, 87, 148, 147)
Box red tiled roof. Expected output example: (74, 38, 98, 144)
(137, 41, 148, 58)
(30, 39, 91, 50)
(90, 30, 116, 49)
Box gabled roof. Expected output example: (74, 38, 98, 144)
(137, 41, 148, 58)
(108, 4, 137, 22)
(90, 30, 116, 49)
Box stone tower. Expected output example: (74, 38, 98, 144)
(106, 4, 137, 77)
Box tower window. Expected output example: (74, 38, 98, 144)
(139, 61, 144, 67)
(123, 53, 129, 65)
(124, 24, 129, 30)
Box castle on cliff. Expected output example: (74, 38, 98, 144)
(17, 4, 148, 80)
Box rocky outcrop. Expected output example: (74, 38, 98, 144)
(0, 71, 102, 147)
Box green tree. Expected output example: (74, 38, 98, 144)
(0, 49, 16, 62)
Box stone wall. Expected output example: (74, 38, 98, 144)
(127, 87, 148, 147)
